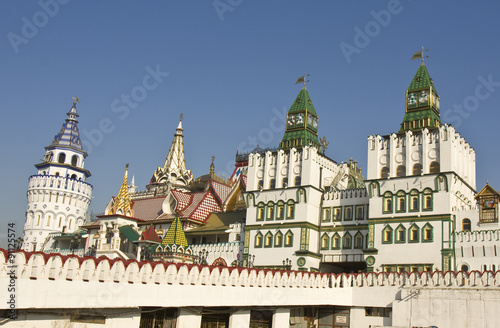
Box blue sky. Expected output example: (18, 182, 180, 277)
(1, 1, 500, 247)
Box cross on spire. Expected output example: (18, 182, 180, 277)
(72, 97, 80, 104)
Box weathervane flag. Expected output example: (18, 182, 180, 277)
(410, 51, 422, 61)
(295, 76, 305, 84)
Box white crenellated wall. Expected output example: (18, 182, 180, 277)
(367, 125, 476, 189)
(2, 249, 500, 328)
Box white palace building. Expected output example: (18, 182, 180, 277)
(2, 60, 500, 327)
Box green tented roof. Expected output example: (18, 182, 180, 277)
(118, 225, 140, 243)
(408, 63, 438, 94)
(288, 87, 318, 116)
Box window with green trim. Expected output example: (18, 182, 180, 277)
(266, 202, 274, 221)
(257, 203, 265, 221)
(321, 233, 330, 250)
(274, 231, 283, 247)
(264, 232, 273, 248)
(355, 205, 364, 220)
(410, 191, 419, 211)
(332, 233, 341, 249)
(284, 230, 293, 247)
(396, 191, 406, 212)
(395, 224, 406, 243)
(276, 202, 284, 220)
(382, 225, 393, 244)
(383, 192, 393, 213)
(286, 200, 295, 219)
(343, 232, 352, 249)
(333, 207, 341, 221)
(344, 206, 353, 221)
(423, 189, 433, 210)
(322, 208, 331, 222)
(254, 232, 263, 248)
(422, 223, 433, 242)
(409, 224, 419, 243)
(354, 232, 364, 249)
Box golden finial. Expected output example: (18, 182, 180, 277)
(72, 96, 80, 104)
(180, 113, 183, 121)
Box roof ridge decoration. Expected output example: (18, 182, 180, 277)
(150, 115, 193, 187)
(400, 52, 441, 132)
(109, 164, 134, 217)
(279, 80, 320, 151)
(48, 100, 86, 154)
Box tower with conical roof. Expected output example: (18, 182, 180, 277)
(22, 100, 93, 252)
(400, 62, 441, 132)
(365, 56, 476, 273)
(149, 116, 193, 189)
(279, 85, 320, 151)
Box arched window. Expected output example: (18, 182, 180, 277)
(269, 179, 276, 189)
(71, 155, 78, 166)
(71, 174, 77, 180)
(294, 176, 301, 186)
(282, 177, 288, 188)
(58, 153, 66, 164)
(257, 180, 263, 190)
(462, 218, 471, 231)
(423, 189, 433, 210)
(461, 264, 469, 272)
(266, 202, 274, 220)
(410, 190, 419, 211)
(276, 202, 284, 220)
(396, 165, 406, 177)
(397, 191, 406, 212)
(383, 192, 393, 213)
(412, 163, 422, 175)
(286, 200, 295, 219)
(257, 203, 265, 221)
(380, 167, 389, 179)
(429, 161, 440, 173)
(55, 172, 60, 177)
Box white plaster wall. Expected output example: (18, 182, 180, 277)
(393, 287, 500, 328)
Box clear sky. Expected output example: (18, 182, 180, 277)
(1, 1, 500, 247)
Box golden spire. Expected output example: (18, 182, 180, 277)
(110, 164, 133, 217)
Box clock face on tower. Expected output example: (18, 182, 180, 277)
(296, 113, 304, 125)
(419, 91, 428, 104)
(407, 93, 417, 106)
(288, 115, 295, 126)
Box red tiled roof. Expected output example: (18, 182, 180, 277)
(211, 180, 232, 203)
(130, 197, 164, 221)
(140, 226, 162, 243)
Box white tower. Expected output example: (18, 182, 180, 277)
(22, 100, 93, 252)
